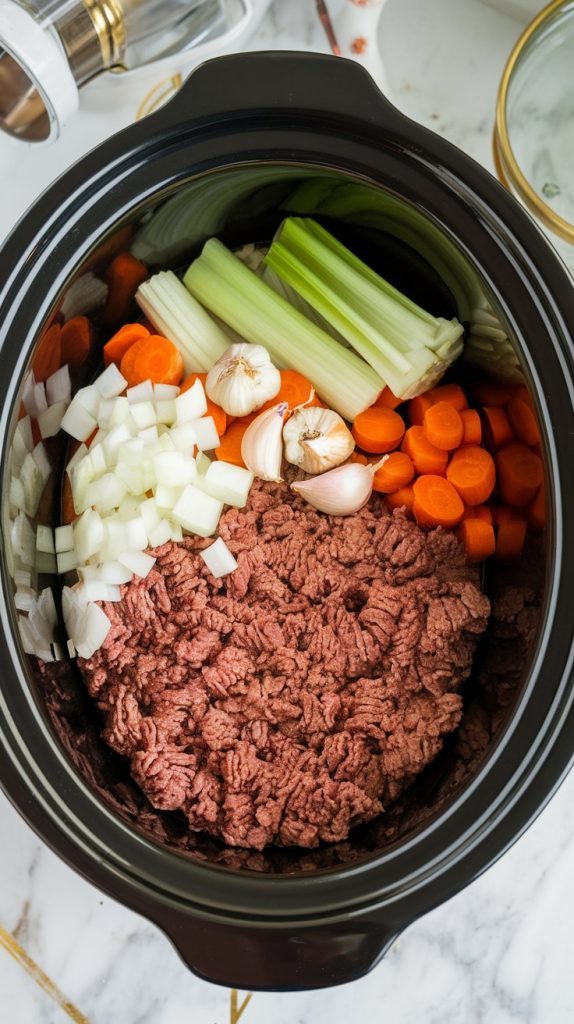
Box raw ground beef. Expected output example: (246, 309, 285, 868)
(80, 481, 490, 850)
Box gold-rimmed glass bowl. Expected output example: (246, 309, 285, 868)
(494, 0, 574, 272)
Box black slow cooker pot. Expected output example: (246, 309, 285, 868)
(1, 52, 573, 993)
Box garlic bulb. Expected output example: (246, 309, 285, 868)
(291, 458, 387, 516)
(206, 343, 280, 417)
(241, 402, 289, 482)
(283, 406, 355, 474)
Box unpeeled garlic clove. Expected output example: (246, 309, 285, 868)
(283, 406, 355, 474)
(291, 458, 387, 516)
(206, 342, 281, 417)
(241, 402, 290, 482)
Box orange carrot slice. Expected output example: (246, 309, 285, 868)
(413, 474, 465, 528)
(32, 324, 62, 382)
(427, 382, 468, 411)
(446, 445, 496, 506)
(492, 505, 522, 527)
(258, 369, 318, 414)
(527, 486, 546, 531)
(374, 386, 403, 410)
(401, 426, 448, 475)
(215, 420, 250, 468)
(103, 252, 149, 326)
(496, 519, 527, 561)
(120, 334, 184, 388)
(385, 485, 415, 513)
(473, 504, 494, 526)
(372, 451, 415, 493)
(104, 323, 150, 367)
(408, 394, 433, 426)
(457, 518, 496, 563)
(423, 401, 464, 450)
(460, 408, 482, 446)
(481, 406, 514, 450)
(61, 316, 93, 369)
(352, 406, 405, 454)
(496, 442, 543, 507)
(507, 397, 540, 447)
(469, 379, 515, 407)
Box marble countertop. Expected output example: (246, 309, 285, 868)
(2, 1, 574, 1021)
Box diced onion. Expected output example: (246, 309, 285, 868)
(74, 602, 112, 660)
(193, 416, 220, 452)
(80, 581, 122, 603)
(57, 549, 79, 574)
(172, 485, 223, 537)
(130, 402, 156, 430)
(66, 442, 88, 478)
(148, 519, 173, 547)
(139, 497, 161, 535)
(95, 363, 127, 399)
(9, 475, 25, 512)
(46, 365, 71, 405)
(169, 423, 196, 453)
(61, 400, 98, 442)
(127, 380, 154, 404)
(36, 525, 55, 553)
(202, 460, 253, 508)
(84, 474, 127, 515)
(55, 524, 74, 552)
(175, 380, 207, 424)
(152, 451, 196, 487)
(11, 512, 36, 567)
(155, 483, 182, 511)
(117, 550, 156, 578)
(155, 399, 176, 425)
(75, 385, 100, 416)
(38, 401, 67, 439)
(108, 396, 130, 427)
(89, 442, 107, 476)
(74, 508, 104, 562)
(200, 537, 238, 578)
(154, 383, 179, 401)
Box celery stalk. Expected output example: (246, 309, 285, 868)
(183, 240, 383, 422)
(265, 218, 464, 400)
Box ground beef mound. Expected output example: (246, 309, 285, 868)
(80, 481, 490, 850)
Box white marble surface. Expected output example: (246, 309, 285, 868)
(2, 1, 574, 1021)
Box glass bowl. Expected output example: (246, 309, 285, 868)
(494, 0, 574, 271)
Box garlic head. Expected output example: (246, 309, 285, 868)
(283, 406, 355, 474)
(206, 343, 280, 417)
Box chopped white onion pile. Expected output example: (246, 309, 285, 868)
(54, 366, 254, 659)
(17, 585, 60, 663)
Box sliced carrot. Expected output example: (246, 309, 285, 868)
(104, 322, 150, 367)
(103, 252, 149, 326)
(496, 519, 527, 562)
(423, 401, 464, 451)
(507, 397, 540, 447)
(492, 505, 522, 527)
(474, 504, 494, 526)
(350, 452, 370, 466)
(385, 485, 415, 513)
(352, 407, 405, 454)
(481, 406, 514, 450)
(401, 426, 448, 476)
(61, 316, 92, 369)
(32, 323, 62, 382)
(446, 445, 496, 506)
(413, 474, 465, 529)
(460, 408, 482, 446)
(513, 385, 535, 411)
(375, 386, 403, 410)
(180, 372, 227, 436)
(120, 334, 184, 388)
(457, 518, 496, 563)
(427, 382, 468, 411)
(372, 451, 414, 494)
(258, 369, 318, 414)
(462, 504, 477, 521)
(496, 442, 543, 507)
(408, 394, 433, 426)
(468, 379, 515, 406)
(215, 420, 250, 468)
(527, 486, 546, 531)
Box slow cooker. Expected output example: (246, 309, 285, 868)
(0, 51, 573, 992)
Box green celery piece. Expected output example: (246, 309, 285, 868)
(184, 240, 383, 422)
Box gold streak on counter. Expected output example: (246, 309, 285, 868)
(0, 926, 89, 1023)
(230, 988, 253, 1024)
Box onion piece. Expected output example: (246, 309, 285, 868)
(172, 485, 223, 538)
(175, 380, 207, 424)
(57, 549, 79, 574)
(130, 402, 156, 430)
(193, 416, 220, 452)
(84, 473, 127, 515)
(11, 512, 36, 567)
(20, 452, 46, 517)
(140, 498, 161, 536)
(89, 443, 107, 476)
(15, 588, 36, 612)
(36, 525, 55, 554)
(74, 385, 100, 417)
(155, 483, 182, 511)
(108, 396, 131, 427)
(154, 383, 179, 401)
(61, 400, 97, 442)
(74, 602, 112, 659)
(95, 363, 127, 399)
(152, 451, 196, 487)
(117, 550, 156, 578)
(74, 508, 104, 562)
(148, 519, 173, 548)
(55, 524, 74, 552)
(66, 442, 88, 478)
(79, 581, 122, 603)
(118, 438, 144, 467)
(46, 365, 71, 405)
(9, 475, 25, 512)
(155, 399, 176, 425)
(37, 587, 58, 629)
(200, 537, 238, 578)
(127, 380, 154, 404)
(38, 401, 67, 439)
(201, 460, 253, 508)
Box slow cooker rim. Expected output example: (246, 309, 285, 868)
(1, 60, 574, 926)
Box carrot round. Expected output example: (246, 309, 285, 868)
(460, 408, 482, 446)
(372, 451, 414, 494)
(385, 485, 415, 513)
(32, 323, 62, 382)
(408, 394, 433, 426)
(60, 315, 93, 369)
(120, 334, 184, 388)
(480, 406, 514, 450)
(413, 475, 465, 528)
(507, 397, 540, 447)
(496, 442, 543, 507)
(352, 406, 405, 454)
(401, 426, 448, 475)
(181, 372, 227, 436)
(103, 252, 149, 326)
(469, 379, 515, 407)
(457, 518, 496, 563)
(492, 505, 522, 527)
(215, 420, 250, 468)
(423, 401, 464, 451)
(104, 322, 150, 367)
(527, 486, 546, 531)
(427, 382, 468, 411)
(375, 386, 403, 410)
(258, 369, 317, 414)
(473, 504, 494, 526)
(446, 445, 496, 506)
(496, 519, 527, 562)
(349, 452, 370, 466)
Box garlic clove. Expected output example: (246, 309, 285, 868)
(291, 458, 387, 516)
(206, 342, 281, 418)
(283, 406, 355, 474)
(241, 402, 289, 482)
